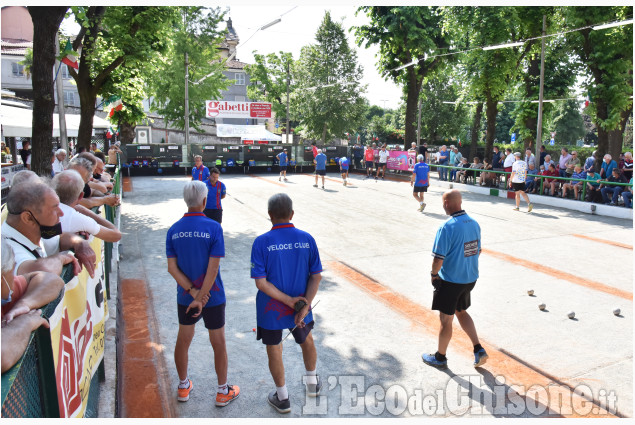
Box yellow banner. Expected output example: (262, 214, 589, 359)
(48, 234, 108, 418)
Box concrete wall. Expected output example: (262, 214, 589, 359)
(1, 6, 32, 41)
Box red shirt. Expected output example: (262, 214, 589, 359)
(312, 146, 318, 158)
(364, 149, 375, 161)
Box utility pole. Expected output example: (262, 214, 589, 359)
(535, 15, 546, 164)
(285, 60, 290, 145)
(54, 33, 68, 151)
(184, 52, 190, 144)
(417, 98, 422, 147)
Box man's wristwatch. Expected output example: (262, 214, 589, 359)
(430, 272, 439, 277)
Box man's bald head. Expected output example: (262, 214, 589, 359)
(442, 189, 462, 215)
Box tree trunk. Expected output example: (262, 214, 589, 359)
(119, 121, 136, 144)
(608, 107, 632, 161)
(27, 6, 68, 176)
(404, 67, 422, 149)
(77, 88, 98, 150)
(322, 122, 328, 145)
(484, 97, 498, 163)
(522, 55, 540, 151)
(470, 103, 483, 162)
(523, 114, 537, 151)
(594, 98, 609, 171)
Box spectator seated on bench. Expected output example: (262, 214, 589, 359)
(600, 168, 627, 206)
(561, 165, 586, 200)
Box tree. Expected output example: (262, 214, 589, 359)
(68, 6, 178, 149)
(545, 98, 586, 145)
(293, 11, 367, 143)
(443, 7, 526, 162)
(149, 6, 229, 132)
(564, 6, 633, 162)
(28, 6, 69, 176)
(354, 6, 451, 149)
(245, 51, 295, 128)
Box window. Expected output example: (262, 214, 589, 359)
(234, 96, 246, 102)
(61, 65, 72, 79)
(12, 62, 25, 77)
(235, 72, 245, 85)
(63, 91, 75, 106)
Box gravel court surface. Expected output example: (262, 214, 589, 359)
(118, 173, 632, 418)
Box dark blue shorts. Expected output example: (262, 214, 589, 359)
(431, 279, 476, 315)
(257, 321, 314, 345)
(178, 302, 225, 330)
(316, 169, 326, 176)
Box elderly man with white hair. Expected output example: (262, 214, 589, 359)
(52, 148, 67, 176)
(600, 154, 618, 179)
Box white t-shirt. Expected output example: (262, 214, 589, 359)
(378, 150, 389, 163)
(504, 153, 515, 168)
(1, 222, 59, 274)
(52, 158, 65, 175)
(512, 160, 528, 183)
(59, 203, 101, 236)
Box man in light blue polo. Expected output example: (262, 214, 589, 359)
(410, 154, 429, 212)
(251, 193, 322, 413)
(313, 149, 327, 189)
(422, 189, 488, 369)
(277, 149, 289, 182)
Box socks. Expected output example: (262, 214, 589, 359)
(473, 344, 484, 353)
(178, 378, 190, 389)
(276, 384, 289, 401)
(218, 382, 228, 395)
(305, 369, 317, 385)
(420, 202, 424, 205)
(435, 351, 447, 361)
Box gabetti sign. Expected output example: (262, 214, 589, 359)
(205, 100, 272, 119)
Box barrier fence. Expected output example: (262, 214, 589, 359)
(1, 166, 121, 418)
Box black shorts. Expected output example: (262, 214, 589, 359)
(177, 302, 225, 329)
(511, 182, 526, 192)
(341, 169, 349, 174)
(378, 162, 387, 168)
(366, 161, 374, 169)
(413, 186, 428, 193)
(204, 208, 222, 224)
(431, 279, 476, 315)
(316, 169, 326, 176)
(280, 166, 287, 171)
(257, 321, 314, 345)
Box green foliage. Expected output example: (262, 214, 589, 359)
(244, 52, 294, 123)
(148, 6, 229, 131)
(19, 48, 33, 78)
(293, 11, 367, 142)
(494, 103, 515, 143)
(544, 98, 586, 144)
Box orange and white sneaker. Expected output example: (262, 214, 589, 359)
(177, 379, 193, 402)
(216, 384, 240, 407)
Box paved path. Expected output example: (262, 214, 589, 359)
(117, 172, 632, 418)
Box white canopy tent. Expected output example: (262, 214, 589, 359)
(1, 104, 111, 138)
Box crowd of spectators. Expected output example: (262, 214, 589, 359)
(1, 143, 122, 374)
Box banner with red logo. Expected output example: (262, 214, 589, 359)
(205, 100, 272, 119)
(48, 235, 108, 418)
(386, 150, 416, 171)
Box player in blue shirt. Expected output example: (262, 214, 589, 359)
(166, 180, 239, 406)
(422, 190, 488, 370)
(204, 167, 226, 224)
(339, 156, 349, 186)
(250, 193, 323, 413)
(410, 154, 430, 212)
(313, 149, 327, 190)
(277, 149, 289, 182)
(191, 155, 210, 181)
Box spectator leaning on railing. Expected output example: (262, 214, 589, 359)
(600, 168, 627, 206)
(1, 239, 65, 373)
(51, 170, 122, 243)
(1, 177, 96, 279)
(68, 157, 120, 209)
(561, 165, 586, 199)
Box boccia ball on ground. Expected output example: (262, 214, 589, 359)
(157, 168, 162, 174)
(538, 303, 546, 311)
(527, 289, 534, 296)
(613, 308, 621, 316)
(267, 167, 271, 172)
(221, 168, 226, 173)
(567, 311, 575, 319)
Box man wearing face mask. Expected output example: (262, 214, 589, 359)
(1, 178, 96, 279)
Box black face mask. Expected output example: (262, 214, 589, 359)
(93, 173, 102, 180)
(28, 211, 63, 239)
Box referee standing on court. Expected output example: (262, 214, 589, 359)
(421, 189, 488, 369)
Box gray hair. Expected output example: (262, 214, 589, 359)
(604, 154, 612, 160)
(52, 170, 84, 205)
(11, 170, 38, 187)
(77, 152, 97, 168)
(7, 179, 54, 215)
(417, 154, 424, 161)
(194, 155, 202, 161)
(68, 157, 94, 179)
(268, 193, 293, 220)
(183, 180, 207, 208)
(1, 238, 15, 273)
(55, 148, 67, 157)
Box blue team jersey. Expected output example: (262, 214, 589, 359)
(192, 165, 210, 181)
(315, 153, 327, 170)
(432, 211, 480, 284)
(166, 212, 226, 307)
(339, 157, 349, 170)
(205, 180, 226, 210)
(278, 152, 288, 166)
(251, 223, 323, 330)
(413, 162, 430, 187)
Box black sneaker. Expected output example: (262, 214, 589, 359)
(268, 390, 291, 413)
(306, 376, 322, 397)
